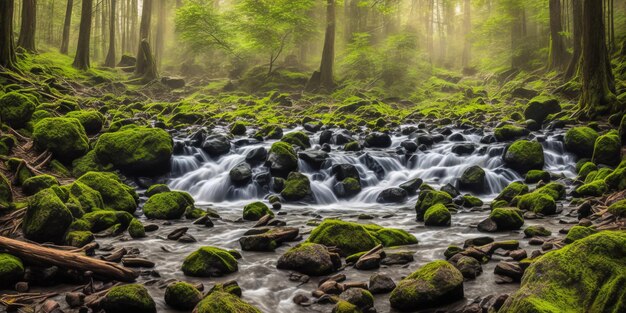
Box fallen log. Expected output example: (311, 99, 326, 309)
(0, 236, 138, 282)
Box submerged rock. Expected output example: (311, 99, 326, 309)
(229, 162, 252, 186)
(458, 165, 486, 193)
(267, 142, 298, 178)
(280, 172, 312, 202)
(376, 187, 408, 203)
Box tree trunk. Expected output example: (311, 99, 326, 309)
(138, 39, 157, 82)
(17, 0, 37, 53)
(104, 0, 116, 67)
(135, 0, 152, 76)
(60, 0, 73, 54)
(73, 0, 93, 70)
(579, 0, 617, 118)
(0, 0, 17, 69)
(461, 0, 471, 69)
(510, 4, 527, 69)
(548, 0, 568, 71)
(319, 0, 336, 90)
(155, 0, 165, 68)
(565, 0, 582, 79)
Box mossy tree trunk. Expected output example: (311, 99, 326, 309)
(104, 0, 116, 67)
(60, 0, 73, 55)
(548, 0, 567, 71)
(565, 0, 582, 80)
(135, 0, 152, 77)
(0, 0, 17, 69)
(73, 0, 93, 70)
(139, 39, 157, 83)
(579, 0, 617, 118)
(17, 0, 37, 53)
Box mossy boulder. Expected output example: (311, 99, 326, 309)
(389, 260, 464, 310)
(145, 184, 170, 197)
(535, 182, 566, 200)
(524, 170, 550, 184)
(194, 291, 261, 313)
(517, 192, 557, 215)
(102, 284, 156, 313)
(22, 175, 59, 196)
(33, 118, 89, 163)
(23, 188, 73, 243)
(76, 172, 137, 213)
(66, 110, 105, 134)
(277, 242, 340, 276)
(67, 181, 105, 213)
(462, 194, 483, 208)
(71, 150, 114, 177)
(267, 141, 298, 178)
(181, 246, 238, 277)
(504, 140, 544, 174)
(243, 201, 273, 221)
(575, 180, 608, 197)
(415, 190, 452, 221)
(500, 231, 626, 313)
(374, 228, 418, 246)
(64, 230, 94, 247)
(458, 165, 486, 193)
(524, 96, 561, 124)
(306, 219, 381, 256)
(0, 173, 13, 207)
(424, 204, 452, 226)
(280, 172, 312, 202)
(229, 121, 247, 135)
(143, 191, 194, 220)
(0, 92, 36, 128)
(128, 218, 146, 238)
(0, 253, 24, 287)
(592, 131, 622, 166)
(254, 124, 283, 140)
(524, 225, 551, 237)
(82, 210, 133, 232)
(564, 226, 597, 244)
(607, 200, 626, 217)
(489, 208, 524, 230)
(94, 127, 173, 175)
(564, 127, 599, 158)
(164, 281, 203, 310)
(332, 301, 360, 313)
(494, 125, 528, 141)
(605, 161, 626, 190)
(281, 131, 311, 149)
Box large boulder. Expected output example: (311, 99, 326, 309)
(389, 260, 464, 310)
(181, 246, 238, 277)
(504, 140, 544, 174)
(95, 127, 173, 175)
(267, 142, 298, 178)
(201, 134, 231, 157)
(280, 172, 312, 202)
(500, 231, 626, 313)
(164, 282, 203, 310)
(102, 284, 156, 313)
(76, 172, 138, 213)
(242, 201, 273, 221)
(307, 220, 381, 256)
(415, 190, 453, 221)
(81, 210, 133, 232)
(33, 117, 89, 163)
(489, 208, 524, 230)
(517, 192, 557, 215)
(0, 253, 24, 288)
(66, 110, 105, 134)
(193, 291, 261, 313)
(277, 243, 340, 276)
(0, 92, 36, 128)
(143, 191, 194, 220)
(592, 131, 621, 166)
(376, 187, 408, 203)
(524, 95, 561, 124)
(564, 126, 599, 158)
(23, 188, 73, 244)
(424, 204, 452, 226)
(495, 182, 529, 203)
(458, 165, 486, 193)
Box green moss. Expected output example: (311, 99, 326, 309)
(67, 182, 105, 213)
(0, 92, 36, 128)
(584, 168, 613, 184)
(604, 163, 626, 191)
(462, 195, 483, 208)
(0, 173, 13, 206)
(575, 180, 608, 197)
(424, 203, 452, 226)
(0, 253, 24, 287)
(517, 193, 557, 215)
(504, 140, 544, 174)
(103, 284, 156, 313)
(66, 110, 104, 134)
(535, 182, 566, 200)
(6, 158, 34, 186)
(82, 210, 133, 232)
(592, 131, 621, 166)
(525, 170, 550, 184)
(181, 246, 238, 277)
(254, 124, 283, 139)
(277, 242, 338, 275)
(564, 226, 597, 244)
(344, 141, 362, 151)
(128, 218, 146, 238)
(76, 172, 137, 213)
(524, 225, 552, 237)
(143, 191, 194, 220)
(490, 208, 524, 230)
(578, 162, 598, 180)
(146, 184, 170, 197)
(333, 300, 361, 313)
(94, 127, 173, 175)
(33, 117, 89, 163)
(564, 127, 599, 158)
(281, 131, 311, 149)
(164, 281, 203, 310)
(71, 150, 114, 177)
(494, 124, 527, 141)
(415, 190, 452, 221)
(444, 245, 463, 259)
(194, 291, 261, 313)
(500, 231, 626, 313)
(306, 219, 381, 256)
(280, 172, 312, 201)
(23, 188, 73, 243)
(22, 175, 59, 196)
(64, 230, 94, 247)
(495, 182, 529, 203)
(229, 121, 247, 135)
(374, 228, 418, 246)
(242, 201, 273, 221)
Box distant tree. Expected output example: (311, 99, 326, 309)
(73, 0, 94, 70)
(564, 0, 582, 80)
(104, 0, 117, 67)
(0, 0, 17, 69)
(135, 0, 153, 76)
(461, 0, 471, 69)
(547, 0, 567, 71)
(175, 0, 234, 54)
(17, 0, 37, 53)
(306, 0, 336, 92)
(60, 0, 74, 54)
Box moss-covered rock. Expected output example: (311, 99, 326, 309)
(229, 121, 247, 135)
(374, 228, 418, 246)
(277, 242, 340, 276)
(33, 117, 89, 163)
(281, 131, 311, 149)
(462, 194, 483, 207)
(181, 246, 238, 277)
(66, 110, 105, 134)
(6, 158, 34, 186)
(332, 301, 360, 313)
(458, 165, 486, 193)
(578, 162, 598, 180)
(22, 174, 59, 196)
(605, 161, 626, 190)
(517, 192, 557, 215)
(280, 172, 312, 202)
(82, 210, 133, 232)
(67, 182, 105, 213)
(103, 284, 156, 313)
(424, 204, 452, 226)
(592, 131, 621, 166)
(194, 291, 261, 313)
(564, 226, 597, 244)
(523, 225, 551, 237)
(0, 253, 24, 287)
(415, 190, 452, 221)
(307, 219, 381, 256)
(500, 231, 626, 313)
(564, 127, 599, 158)
(71, 150, 114, 177)
(23, 188, 73, 243)
(535, 182, 566, 200)
(242, 201, 273, 221)
(490, 208, 524, 230)
(76, 172, 137, 213)
(267, 141, 298, 178)
(0, 92, 36, 128)
(504, 140, 544, 174)
(0, 173, 13, 207)
(524, 95, 561, 124)
(524, 170, 550, 184)
(164, 281, 203, 310)
(143, 191, 194, 220)
(389, 260, 464, 310)
(145, 184, 170, 197)
(64, 230, 94, 247)
(607, 200, 626, 217)
(128, 218, 146, 238)
(94, 127, 173, 175)
(575, 180, 608, 197)
(494, 125, 528, 141)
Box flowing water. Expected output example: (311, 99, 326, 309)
(103, 125, 577, 312)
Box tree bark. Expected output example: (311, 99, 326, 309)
(138, 39, 157, 82)
(579, 0, 617, 118)
(61, 0, 73, 54)
(135, 0, 152, 76)
(17, 0, 37, 53)
(548, 0, 568, 71)
(461, 0, 471, 69)
(565, 0, 582, 79)
(0, 0, 17, 69)
(319, 0, 336, 90)
(155, 0, 165, 68)
(104, 0, 116, 67)
(73, 0, 93, 70)
(510, 4, 527, 68)
(0, 236, 138, 282)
